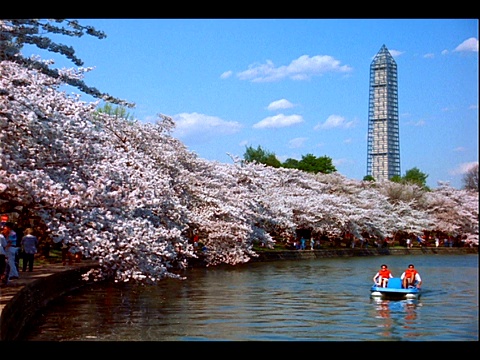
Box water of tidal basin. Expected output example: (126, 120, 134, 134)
(23, 254, 478, 341)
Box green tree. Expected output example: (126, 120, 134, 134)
(402, 167, 429, 189)
(391, 167, 429, 190)
(244, 146, 336, 174)
(389, 175, 403, 183)
(0, 19, 132, 107)
(97, 103, 135, 122)
(297, 154, 336, 174)
(363, 175, 375, 182)
(282, 158, 300, 169)
(243, 145, 282, 168)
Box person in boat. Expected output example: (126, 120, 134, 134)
(373, 264, 393, 287)
(401, 264, 422, 289)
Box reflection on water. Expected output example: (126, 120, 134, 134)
(23, 254, 478, 341)
(371, 298, 421, 339)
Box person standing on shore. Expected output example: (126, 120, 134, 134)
(21, 228, 39, 272)
(300, 237, 306, 250)
(5, 238, 19, 280)
(406, 237, 412, 248)
(2, 224, 19, 280)
(0, 231, 9, 284)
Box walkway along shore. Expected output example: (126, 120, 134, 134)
(0, 247, 477, 340)
(0, 260, 99, 341)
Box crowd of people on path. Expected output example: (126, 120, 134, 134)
(373, 263, 422, 289)
(0, 222, 38, 286)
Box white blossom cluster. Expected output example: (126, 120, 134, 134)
(1, 59, 478, 284)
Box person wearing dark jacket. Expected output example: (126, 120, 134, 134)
(21, 228, 39, 272)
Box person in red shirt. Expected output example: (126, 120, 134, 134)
(373, 264, 393, 287)
(401, 264, 422, 289)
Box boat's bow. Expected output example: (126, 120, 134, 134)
(370, 277, 421, 300)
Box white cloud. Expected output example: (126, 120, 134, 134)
(172, 112, 242, 139)
(453, 147, 466, 152)
(388, 49, 404, 57)
(267, 99, 296, 111)
(253, 114, 304, 129)
(332, 158, 351, 166)
(288, 137, 308, 148)
(423, 53, 435, 59)
(449, 161, 479, 175)
(314, 114, 354, 130)
(454, 37, 479, 52)
(220, 70, 233, 79)
(237, 54, 352, 83)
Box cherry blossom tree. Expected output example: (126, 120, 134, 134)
(0, 19, 131, 107)
(462, 163, 479, 192)
(1, 20, 477, 284)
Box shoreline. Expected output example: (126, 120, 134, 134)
(251, 246, 478, 262)
(1, 246, 477, 340)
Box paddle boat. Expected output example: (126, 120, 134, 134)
(370, 277, 421, 300)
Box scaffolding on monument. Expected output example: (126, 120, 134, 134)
(366, 44, 401, 182)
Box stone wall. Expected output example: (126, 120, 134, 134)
(250, 246, 478, 262)
(0, 263, 99, 341)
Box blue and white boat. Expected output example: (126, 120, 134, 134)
(370, 277, 421, 300)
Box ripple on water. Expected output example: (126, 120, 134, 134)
(22, 254, 478, 341)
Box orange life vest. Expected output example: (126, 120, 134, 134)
(378, 269, 392, 278)
(404, 268, 417, 279)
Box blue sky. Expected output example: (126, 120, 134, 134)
(23, 19, 478, 189)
